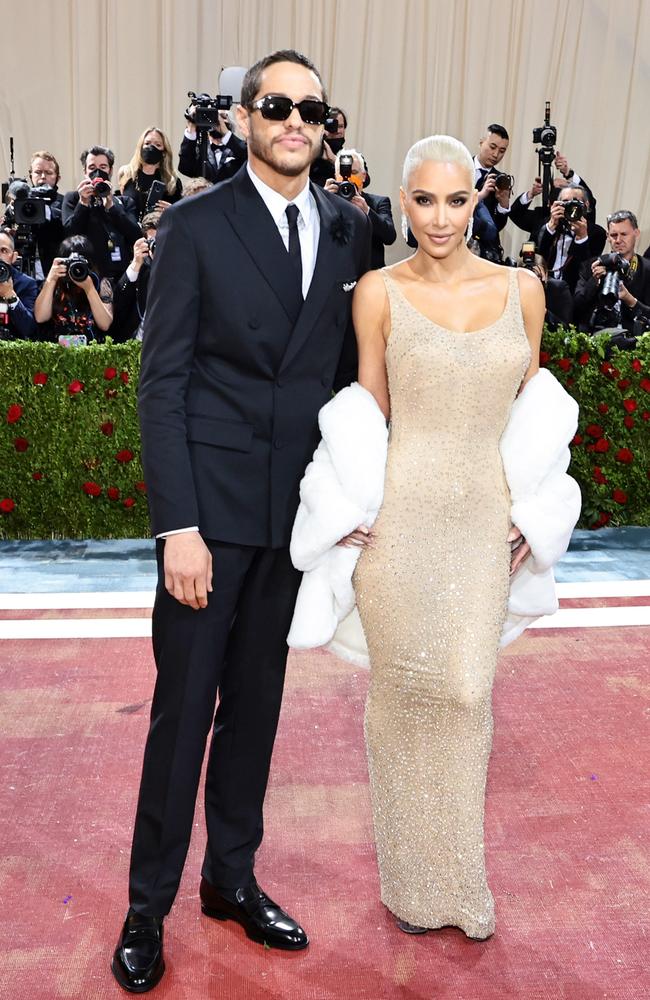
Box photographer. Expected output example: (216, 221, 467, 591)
(311, 106, 347, 187)
(325, 149, 396, 268)
(472, 124, 512, 259)
(0, 229, 37, 340)
(112, 211, 160, 341)
(118, 128, 182, 219)
(574, 210, 650, 333)
(178, 104, 246, 183)
(519, 248, 573, 329)
(510, 152, 597, 239)
(33, 235, 113, 341)
(62, 146, 140, 282)
(535, 185, 606, 293)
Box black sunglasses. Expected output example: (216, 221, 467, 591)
(248, 95, 329, 126)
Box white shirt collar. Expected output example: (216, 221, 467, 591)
(246, 162, 313, 228)
(474, 155, 488, 173)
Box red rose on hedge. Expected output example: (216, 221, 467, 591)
(82, 481, 102, 496)
(585, 424, 604, 439)
(0, 498, 15, 513)
(14, 437, 29, 452)
(135, 481, 147, 493)
(123, 497, 135, 508)
(616, 448, 633, 464)
(571, 434, 583, 446)
(32, 372, 48, 386)
(593, 512, 611, 528)
(100, 421, 114, 436)
(539, 351, 550, 364)
(594, 438, 610, 453)
(578, 352, 590, 365)
(116, 449, 134, 463)
(107, 487, 120, 500)
(597, 403, 609, 414)
(643, 411, 650, 421)
(640, 377, 650, 393)
(600, 361, 614, 377)
(631, 358, 642, 371)
(617, 378, 631, 392)
(7, 404, 23, 423)
(612, 488, 627, 504)
(624, 416, 635, 429)
(593, 467, 607, 485)
(557, 358, 572, 371)
(623, 398, 637, 412)
(120, 371, 129, 384)
(68, 380, 84, 395)
(104, 367, 117, 380)
(32, 472, 43, 481)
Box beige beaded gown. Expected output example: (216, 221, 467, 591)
(354, 267, 531, 939)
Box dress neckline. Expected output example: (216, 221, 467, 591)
(382, 268, 515, 336)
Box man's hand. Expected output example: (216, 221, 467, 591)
(78, 178, 94, 206)
(547, 200, 565, 233)
(321, 141, 337, 164)
(527, 177, 543, 200)
(571, 216, 588, 240)
(591, 259, 606, 283)
(0, 276, 14, 298)
(163, 532, 213, 609)
(103, 191, 114, 210)
(350, 193, 369, 215)
(619, 283, 637, 308)
(555, 151, 570, 176)
(324, 178, 339, 195)
(495, 186, 511, 209)
(477, 173, 498, 201)
(130, 238, 150, 273)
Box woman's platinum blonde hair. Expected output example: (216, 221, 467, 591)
(402, 134, 474, 190)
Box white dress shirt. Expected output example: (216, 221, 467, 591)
(158, 163, 321, 539)
(473, 155, 510, 215)
(183, 127, 233, 169)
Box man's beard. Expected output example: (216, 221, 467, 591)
(247, 130, 317, 177)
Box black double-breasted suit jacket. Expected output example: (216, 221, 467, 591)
(138, 167, 370, 548)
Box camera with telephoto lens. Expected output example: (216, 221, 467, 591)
(0, 259, 11, 284)
(557, 197, 585, 234)
(61, 253, 90, 283)
(11, 183, 57, 225)
(185, 91, 232, 135)
(89, 169, 111, 197)
(334, 154, 359, 201)
(598, 252, 630, 305)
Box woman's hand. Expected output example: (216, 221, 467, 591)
(337, 525, 374, 548)
(74, 274, 95, 296)
(47, 258, 68, 283)
(508, 526, 531, 575)
(156, 200, 172, 211)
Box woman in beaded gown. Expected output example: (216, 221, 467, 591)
(347, 136, 544, 939)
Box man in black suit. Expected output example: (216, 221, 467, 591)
(510, 152, 598, 239)
(574, 210, 650, 332)
(178, 108, 247, 183)
(62, 146, 140, 282)
(536, 185, 606, 294)
(0, 229, 38, 339)
(112, 211, 160, 341)
(325, 149, 396, 268)
(472, 124, 511, 258)
(26, 151, 64, 276)
(111, 49, 370, 993)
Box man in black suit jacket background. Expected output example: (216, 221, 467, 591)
(536, 184, 606, 294)
(111, 50, 370, 993)
(325, 148, 396, 268)
(473, 124, 511, 258)
(178, 107, 248, 183)
(510, 151, 598, 240)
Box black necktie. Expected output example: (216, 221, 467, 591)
(285, 204, 303, 296)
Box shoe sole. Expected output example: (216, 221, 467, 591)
(110, 956, 165, 993)
(200, 904, 309, 951)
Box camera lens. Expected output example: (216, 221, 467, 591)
(68, 258, 90, 282)
(0, 260, 11, 283)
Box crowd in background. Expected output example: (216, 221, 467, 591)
(1, 106, 649, 346)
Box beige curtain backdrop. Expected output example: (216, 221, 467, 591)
(1, 0, 649, 258)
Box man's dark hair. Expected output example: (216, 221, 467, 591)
(80, 145, 115, 170)
(607, 210, 638, 229)
(329, 106, 348, 129)
(241, 49, 328, 108)
(486, 124, 509, 141)
(561, 183, 591, 212)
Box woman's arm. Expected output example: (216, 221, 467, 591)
(352, 269, 391, 419)
(79, 276, 113, 331)
(33, 259, 67, 322)
(517, 267, 545, 392)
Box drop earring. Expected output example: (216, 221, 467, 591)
(401, 213, 410, 242)
(465, 215, 474, 244)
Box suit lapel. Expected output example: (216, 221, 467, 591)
(223, 170, 303, 324)
(279, 183, 342, 373)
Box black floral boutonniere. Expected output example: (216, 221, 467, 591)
(329, 212, 354, 247)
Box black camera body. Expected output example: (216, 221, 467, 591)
(61, 253, 90, 283)
(334, 153, 358, 201)
(532, 123, 557, 147)
(598, 252, 630, 305)
(557, 197, 585, 234)
(11, 183, 56, 225)
(488, 168, 514, 193)
(324, 115, 339, 134)
(0, 259, 11, 284)
(145, 237, 156, 256)
(88, 169, 111, 198)
(520, 241, 537, 270)
(186, 91, 232, 131)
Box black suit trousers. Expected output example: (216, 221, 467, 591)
(128, 538, 301, 916)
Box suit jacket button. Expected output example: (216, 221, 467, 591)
(248, 317, 260, 329)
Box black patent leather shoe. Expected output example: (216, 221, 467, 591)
(200, 876, 309, 950)
(111, 910, 165, 993)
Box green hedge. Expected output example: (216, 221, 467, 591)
(1, 331, 649, 539)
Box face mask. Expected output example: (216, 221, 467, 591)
(326, 136, 345, 154)
(89, 168, 110, 181)
(141, 144, 163, 165)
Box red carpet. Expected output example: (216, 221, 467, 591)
(1, 622, 648, 999)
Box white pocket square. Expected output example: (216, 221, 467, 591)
(342, 281, 357, 292)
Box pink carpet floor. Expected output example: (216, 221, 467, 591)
(1, 619, 648, 999)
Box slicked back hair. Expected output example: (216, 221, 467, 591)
(485, 124, 509, 141)
(241, 49, 328, 108)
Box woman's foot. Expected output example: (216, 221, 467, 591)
(396, 918, 428, 934)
